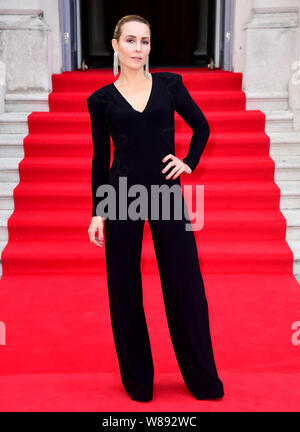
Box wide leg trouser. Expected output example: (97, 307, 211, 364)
(104, 191, 224, 400)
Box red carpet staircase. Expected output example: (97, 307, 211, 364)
(0, 68, 299, 411)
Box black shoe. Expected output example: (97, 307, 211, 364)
(127, 389, 153, 402)
(130, 395, 153, 402)
(194, 392, 224, 400)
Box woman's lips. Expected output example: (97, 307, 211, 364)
(131, 57, 142, 61)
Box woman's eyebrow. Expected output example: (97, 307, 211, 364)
(124, 34, 150, 39)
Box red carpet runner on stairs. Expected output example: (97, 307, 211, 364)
(0, 68, 300, 411)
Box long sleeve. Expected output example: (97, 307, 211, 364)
(87, 91, 111, 217)
(175, 74, 210, 172)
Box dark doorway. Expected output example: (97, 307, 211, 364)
(80, 0, 215, 69)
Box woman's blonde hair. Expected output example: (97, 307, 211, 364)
(113, 14, 151, 41)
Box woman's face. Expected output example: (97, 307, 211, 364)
(115, 21, 151, 72)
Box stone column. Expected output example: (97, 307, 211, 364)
(0, 9, 51, 94)
(242, 4, 299, 112)
(288, 48, 300, 130)
(0, 60, 6, 113)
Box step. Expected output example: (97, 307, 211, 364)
(49, 90, 246, 112)
(51, 70, 243, 92)
(0, 208, 294, 278)
(0, 209, 14, 241)
(0, 182, 19, 210)
(0, 112, 30, 134)
(12, 180, 281, 210)
(269, 132, 300, 156)
(0, 134, 26, 157)
(5, 143, 300, 183)
(27, 111, 266, 134)
(1, 209, 298, 269)
(0, 208, 289, 242)
(21, 131, 271, 158)
(277, 180, 300, 209)
(0, 238, 294, 276)
(14, 155, 276, 182)
(19, 133, 92, 158)
(245, 91, 289, 111)
(0, 240, 7, 279)
(272, 155, 300, 180)
(4, 131, 299, 161)
(264, 110, 294, 133)
(176, 110, 266, 134)
(281, 209, 300, 240)
(5, 93, 49, 113)
(0, 157, 22, 182)
(287, 240, 300, 283)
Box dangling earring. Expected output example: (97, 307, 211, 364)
(144, 55, 150, 78)
(113, 51, 119, 77)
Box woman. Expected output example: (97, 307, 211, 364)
(87, 14, 224, 402)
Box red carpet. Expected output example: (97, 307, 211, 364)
(0, 68, 300, 411)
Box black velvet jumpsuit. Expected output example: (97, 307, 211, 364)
(87, 71, 224, 401)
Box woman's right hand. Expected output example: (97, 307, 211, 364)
(88, 216, 104, 247)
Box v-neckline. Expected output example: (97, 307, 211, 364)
(111, 73, 155, 115)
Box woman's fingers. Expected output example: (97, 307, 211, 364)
(162, 154, 188, 180)
(162, 154, 176, 174)
(91, 234, 104, 247)
(93, 237, 104, 247)
(172, 165, 186, 179)
(92, 227, 104, 247)
(88, 217, 104, 247)
(163, 159, 184, 179)
(166, 164, 182, 179)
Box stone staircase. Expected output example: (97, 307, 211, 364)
(0, 93, 49, 280)
(264, 111, 300, 284)
(0, 100, 299, 283)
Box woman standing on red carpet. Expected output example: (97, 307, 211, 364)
(87, 14, 224, 402)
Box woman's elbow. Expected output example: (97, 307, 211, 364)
(197, 110, 210, 138)
(199, 116, 210, 141)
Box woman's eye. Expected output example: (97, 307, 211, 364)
(126, 39, 149, 44)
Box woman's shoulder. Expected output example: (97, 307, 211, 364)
(87, 84, 111, 105)
(154, 72, 182, 95)
(154, 72, 182, 102)
(153, 71, 181, 82)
